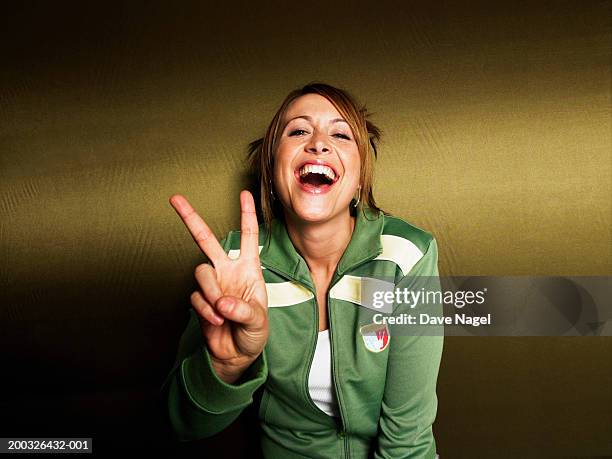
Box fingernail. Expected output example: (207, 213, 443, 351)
(217, 298, 232, 313)
(213, 314, 224, 325)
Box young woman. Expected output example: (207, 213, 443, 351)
(163, 83, 443, 458)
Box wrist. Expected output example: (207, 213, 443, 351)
(210, 355, 258, 385)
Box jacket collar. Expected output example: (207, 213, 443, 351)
(259, 207, 384, 290)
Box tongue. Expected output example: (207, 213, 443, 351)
(301, 173, 330, 187)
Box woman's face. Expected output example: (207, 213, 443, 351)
(273, 93, 361, 224)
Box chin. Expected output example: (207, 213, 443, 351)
(288, 199, 349, 224)
(295, 210, 332, 223)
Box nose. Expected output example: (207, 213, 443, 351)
(305, 130, 330, 154)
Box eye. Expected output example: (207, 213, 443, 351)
(288, 129, 308, 136)
(333, 133, 351, 140)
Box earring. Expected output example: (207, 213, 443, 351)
(353, 185, 361, 208)
(269, 181, 276, 201)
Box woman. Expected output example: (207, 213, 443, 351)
(163, 82, 444, 458)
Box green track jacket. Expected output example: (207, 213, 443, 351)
(162, 207, 444, 458)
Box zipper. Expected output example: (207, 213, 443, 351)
(303, 294, 337, 419)
(263, 264, 329, 419)
(327, 284, 350, 459)
(304, 287, 350, 458)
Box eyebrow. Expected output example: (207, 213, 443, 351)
(285, 115, 348, 125)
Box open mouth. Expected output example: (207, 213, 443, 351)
(294, 162, 339, 193)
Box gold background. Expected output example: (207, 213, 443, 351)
(1, 1, 610, 457)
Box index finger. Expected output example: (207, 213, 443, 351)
(239, 190, 260, 260)
(169, 194, 227, 265)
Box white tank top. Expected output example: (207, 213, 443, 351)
(307, 329, 340, 417)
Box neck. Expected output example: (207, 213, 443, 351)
(284, 209, 356, 278)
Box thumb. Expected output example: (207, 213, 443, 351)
(215, 295, 260, 326)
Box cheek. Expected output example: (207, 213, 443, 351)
(343, 151, 362, 186)
(272, 149, 292, 185)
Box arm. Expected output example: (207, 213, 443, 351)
(161, 192, 270, 441)
(160, 308, 268, 440)
(374, 237, 444, 459)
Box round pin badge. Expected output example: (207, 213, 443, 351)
(359, 322, 390, 353)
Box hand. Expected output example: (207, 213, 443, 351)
(169, 191, 269, 384)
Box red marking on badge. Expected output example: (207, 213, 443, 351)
(360, 323, 391, 353)
(376, 327, 389, 348)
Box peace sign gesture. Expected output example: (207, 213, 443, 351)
(169, 191, 269, 384)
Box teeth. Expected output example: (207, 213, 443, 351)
(299, 164, 336, 181)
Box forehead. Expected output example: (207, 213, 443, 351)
(283, 93, 342, 121)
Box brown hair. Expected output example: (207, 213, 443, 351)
(247, 82, 383, 229)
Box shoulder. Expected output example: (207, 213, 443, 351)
(380, 213, 436, 255)
(368, 212, 438, 277)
